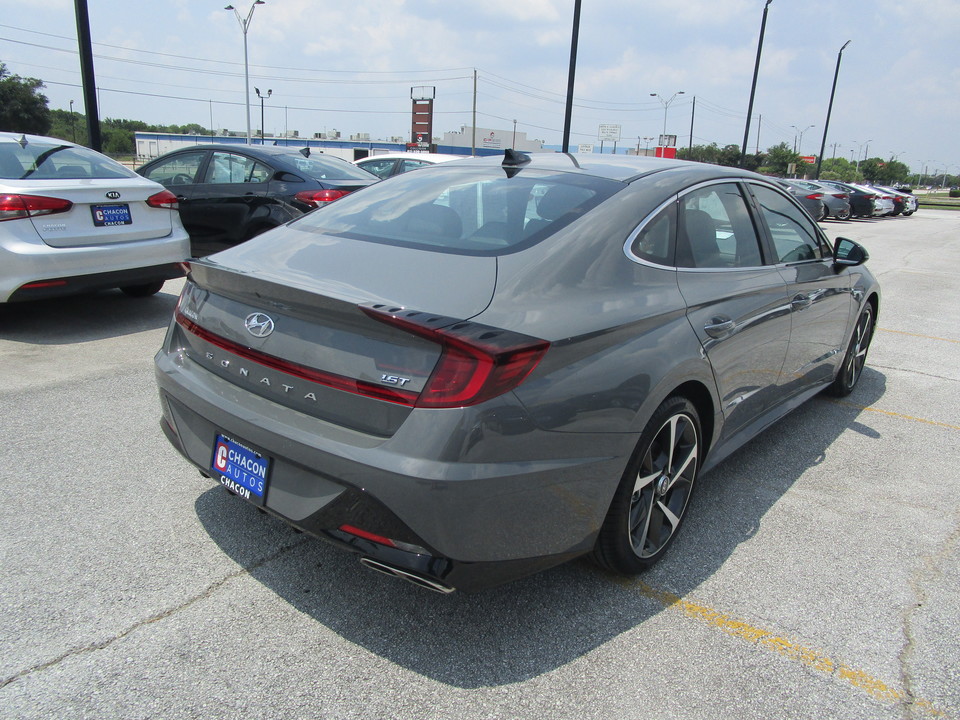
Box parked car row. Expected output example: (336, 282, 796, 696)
(778, 177, 917, 222)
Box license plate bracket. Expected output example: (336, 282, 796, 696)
(91, 203, 132, 226)
(211, 434, 270, 505)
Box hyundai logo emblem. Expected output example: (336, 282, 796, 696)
(105, 191, 121, 200)
(244, 312, 275, 338)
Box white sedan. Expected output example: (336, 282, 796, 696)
(0, 132, 190, 302)
(354, 152, 466, 180)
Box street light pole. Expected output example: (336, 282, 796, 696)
(741, 0, 773, 166)
(255, 87, 272, 143)
(815, 40, 850, 179)
(650, 91, 684, 137)
(226, 1, 265, 145)
(561, 0, 582, 154)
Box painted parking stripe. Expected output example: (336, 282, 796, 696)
(614, 577, 949, 718)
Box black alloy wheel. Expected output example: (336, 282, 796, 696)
(827, 304, 874, 397)
(593, 396, 701, 574)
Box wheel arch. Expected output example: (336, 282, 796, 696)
(668, 379, 717, 458)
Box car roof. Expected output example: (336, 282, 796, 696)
(442, 152, 769, 186)
(0, 132, 79, 148)
(357, 152, 467, 163)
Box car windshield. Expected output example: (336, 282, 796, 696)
(290, 165, 622, 255)
(0, 141, 135, 180)
(275, 152, 376, 182)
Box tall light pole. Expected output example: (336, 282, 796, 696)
(815, 40, 850, 179)
(561, 0, 582, 154)
(255, 87, 272, 143)
(650, 91, 685, 137)
(741, 0, 773, 166)
(791, 124, 814, 154)
(226, 1, 265, 145)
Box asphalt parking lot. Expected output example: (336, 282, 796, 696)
(1, 209, 958, 720)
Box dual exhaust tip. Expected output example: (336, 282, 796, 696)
(359, 557, 455, 594)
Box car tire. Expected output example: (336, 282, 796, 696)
(817, 206, 827, 222)
(836, 207, 851, 220)
(592, 396, 701, 574)
(827, 304, 874, 397)
(120, 281, 165, 298)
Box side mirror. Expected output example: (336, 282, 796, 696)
(833, 237, 869, 267)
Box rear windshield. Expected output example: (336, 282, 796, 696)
(290, 164, 621, 255)
(0, 141, 135, 180)
(275, 152, 377, 182)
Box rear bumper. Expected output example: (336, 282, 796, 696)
(6, 262, 185, 302)
(155, 347, 632, 592)
(0, 227, 190, 302)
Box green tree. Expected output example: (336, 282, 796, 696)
(760, 142, 803, 176)
(0, 62, 51, 134)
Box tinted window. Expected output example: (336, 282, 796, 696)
(630, 201, 676, 266)
(140, 151, 206, 186)
(290, 166, 621, 255)
(677, 183, 764, 269)
(1, 141, 134, 180)
(357, 159, 397, 179)
(751, 184, 826, 263)
(274, 152, 376, 182)
(204, 152, 272, 184)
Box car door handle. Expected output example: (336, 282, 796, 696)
(704, 317, 735, 338)
(175, 195, 187, 201)
(791, 294, 813, 310)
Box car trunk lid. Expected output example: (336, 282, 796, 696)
(23, 178, 174, 247)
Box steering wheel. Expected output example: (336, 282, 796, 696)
(171, 173, 194, 185)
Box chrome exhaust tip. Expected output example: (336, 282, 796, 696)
(359, 557, 455, 594)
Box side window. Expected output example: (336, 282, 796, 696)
(677, 183, 764, 269)
(140, 151, 206, 187)
(630, 201, 676, 266)
(204, 152, 271, 184)
(751, 185, 825, 263)
(360, 159, 397, 179)
(400, 160, 429, 173)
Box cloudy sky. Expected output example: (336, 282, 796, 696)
(1, 0, 958, 175)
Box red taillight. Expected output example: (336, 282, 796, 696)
(804, 193, 823, 200)
(362, 305, 550, 409)
(0, 194, 73, 222)
(294, 189, 350, 208)
(147, 189, 179, 209)
(832, 193, 848, 199)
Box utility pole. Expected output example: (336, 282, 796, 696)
(73, 0, 101, 151)
(741, 0, 772, 166)
(561, 0, 582, 154)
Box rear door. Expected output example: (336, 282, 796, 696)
(188, 150, 275, 246)
(673, 181, 792, 438)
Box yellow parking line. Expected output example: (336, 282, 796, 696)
(831, 401, 960, 431)
(615, 577, 949, 717)
(878, 328, 960, 344)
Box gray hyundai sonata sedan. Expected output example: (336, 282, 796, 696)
(155, 151, 878, 593)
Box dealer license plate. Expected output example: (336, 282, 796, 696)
(91, 203, 132, 226)
(211, 434, 270, 505)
